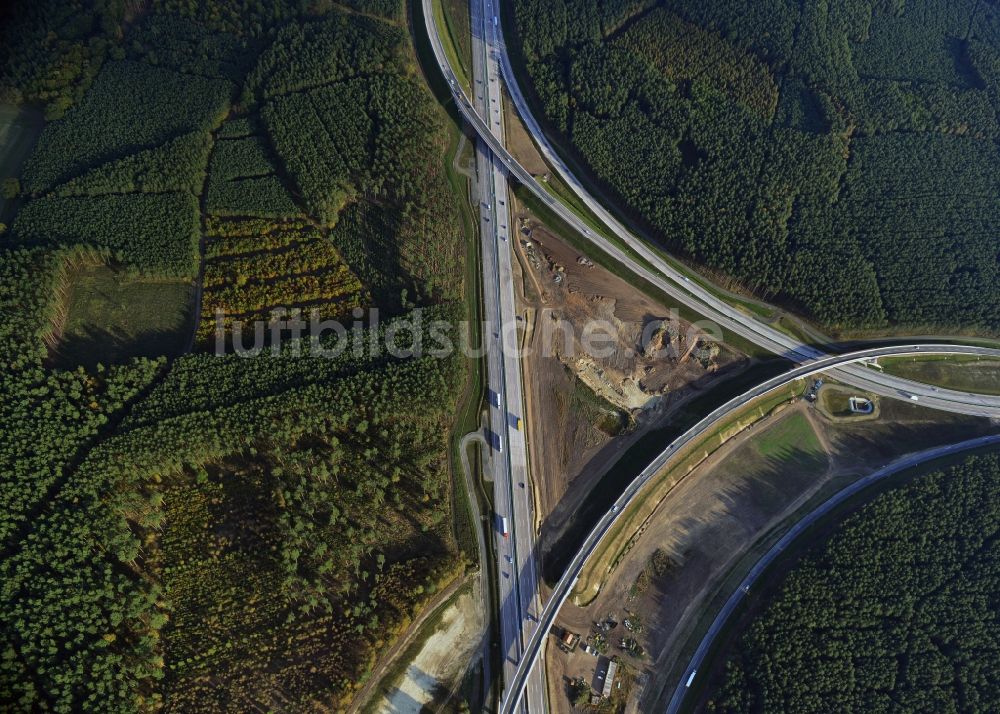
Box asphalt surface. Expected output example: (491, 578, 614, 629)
(497, 345, 1000, 714)
(419, 3, 1000, 711)
(665, 432, 1000, 714)
(426, 0, 1000, 419)
(458, 431, 493, 697)
(465, 0, 546, 710)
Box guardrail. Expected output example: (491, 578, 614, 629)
(499, 344, 1000, 713)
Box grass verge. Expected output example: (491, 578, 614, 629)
(435, 0, 472, 90)
(541, 358, 793, 583)
(444, 119, 484, 561)
(672, 439, 1000, 713)
(753, 410, 822, 461)
(571, 380, 806, 603)
(878, 355, 1000, 396)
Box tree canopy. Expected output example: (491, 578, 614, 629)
(512, 0, 1000, 331)
(707, 451, 1000, 713)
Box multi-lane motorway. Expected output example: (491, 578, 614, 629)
(424, 0, 1000, 419)
(466, 0, 546, 710)
(422, 1, 1000, 711)
(498, 344, 1000, 714)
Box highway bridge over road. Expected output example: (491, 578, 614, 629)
(419, 2, 1000, 711)
(498, 344, 1000, 714)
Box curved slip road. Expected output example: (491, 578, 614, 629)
(419, 4, 1000, 711)
(497, 344, 1000, 714)
(665, 432, 1000, 714)
(423, 0, 1000, 419)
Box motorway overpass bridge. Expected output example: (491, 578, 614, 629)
(499, 344, 1000, 714)
(422, 0, 1000, 420)
(419, 2, 1000, 711)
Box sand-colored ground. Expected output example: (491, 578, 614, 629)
(501, 87, 549, 177)
(377, 588, 483, 713)
(543, 396, 998, 713)
(512, 208, 746, 573)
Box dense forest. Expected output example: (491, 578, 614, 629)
(510, 0, 1000, 331)
(0, 0, 471, 710)
(706, 451, 1000, 712)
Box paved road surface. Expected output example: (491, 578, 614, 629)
(426, 0, 1000, 419)
(419, 4, 1000, 712)
(665, 432, 1000, 714)
(466, 0, 546, 710)
(498, 344, 1000, 714)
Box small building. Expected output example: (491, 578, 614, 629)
(593, 656, 619, 699)
(601, 660, 618, 698)
(560, 630, 580, 652)
(848, 397, 874, 414)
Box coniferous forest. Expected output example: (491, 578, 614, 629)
(0, 1, 470, 710)
(706, 452, 1000, 712)
(511, 0, 1000, 331)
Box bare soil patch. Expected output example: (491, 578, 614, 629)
(513, 207, 745, 567)
(543, 396, 997, 713)
(502, 88, 549, 176)
(376, 587, 483, 713)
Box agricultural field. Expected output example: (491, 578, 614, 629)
(705, 451, 1000, 713)
(0, 103, 44, 222)
(510, 0, 1000, 333)
(0, 1, 470, 711)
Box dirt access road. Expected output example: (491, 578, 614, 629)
(512, 207, 745, 578)
(542, 395, 998, 713)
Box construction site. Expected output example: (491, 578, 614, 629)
(540, 387, 998, 713)
(511, 206, 747, 582)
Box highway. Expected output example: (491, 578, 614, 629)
(497, 344, 1000, 714)
(418, 2, 1000, 711)
(423, 0, 1000, 420)
(466, 0, 546, 710)
(664, 432, 1000, 714)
